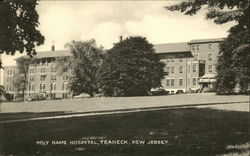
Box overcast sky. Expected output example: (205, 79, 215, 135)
(1, 0, 235, 66)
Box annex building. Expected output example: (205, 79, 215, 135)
(155, 38, 224, 93)
(3, 48, 72, 100)
(3, 38, 223, 100)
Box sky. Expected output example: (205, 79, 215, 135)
(1, 0, 235, 66)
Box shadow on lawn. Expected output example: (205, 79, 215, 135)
(0, 108, 249, 156)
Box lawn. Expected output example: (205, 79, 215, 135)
(0, 108, 249, 156)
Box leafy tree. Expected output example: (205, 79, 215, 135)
(166, 0, 249, 94)
(97, 36, 166, 97)
(0, 0, 44, 68)
(13, 57, 32, 101)
(56, 40, 104, 96)
(0, 85, 5, 96)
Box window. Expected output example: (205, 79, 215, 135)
(193, 64, 197, 72)
(52, 83, 56, 90)
(193, 78, 197, 85)
(9, 85, 12, 91)
(41, 68, 46, 73)
(63, 75, 68, 80)
(40, 83, 45, 91)
(209, 65, 213, 72)
(179, 66, 183, 73)
(166, 79, 170, 86)
(171, 59, 174, 62)
(51, 75, 56, 80)
(30, 76, 34, 81)
(179, 59, 183, 62)
(29, 69, 34, 73)
(209, 43, 212, 50)
(208, 53, 212, 61)
(62, 82, 68, 90)
(171, 67, 175, 74)
(196, 45, 200, 50)
(194, 53, 199, 60)
(179, 79, 183, 86)
(51, 67, 56, 72)
(40, 75, 46, 81)
(166, 59, 170, 63)
(30, 84, 34, 91)
(192, 45, 195, 50)
(41, 60, 46, 66)
(171, 79, 175, 86)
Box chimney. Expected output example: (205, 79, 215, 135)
(51, 40, 55, 51)
(120, 36, 123, 42)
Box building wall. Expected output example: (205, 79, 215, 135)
(3, 66, 19, 98)
(3, 58, 71, 100)
(161, 41, 221, 93)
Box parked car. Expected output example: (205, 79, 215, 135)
(74, 93, 91, 99)
(151, 89, 169, 96)
(28, 93, 46, 101)
(176, 90, 184, 94)
(94, 93, 104, 97)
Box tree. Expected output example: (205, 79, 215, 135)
(165, 0, 249, 94)
(13, 57, 32, 101)
(0, 0, 44, 68)
(97, 36, 166, 97)
(0, 85, 5, 96)
(56, 40, 104, 96)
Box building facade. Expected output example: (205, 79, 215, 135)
(3, 38, 223, 100)
(154, 38, 223, 93)
(3, 49, 72, 100)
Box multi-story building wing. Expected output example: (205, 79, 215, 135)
(154, 38, 224, 93)
(3, 65, 19, 99)
(3, 49, 72, 100)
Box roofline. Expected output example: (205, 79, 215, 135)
(15, 49, 71, 60)
(157, 51, 191, 54)
(154, 41, 188, 46)
(187, 38, 225, 44)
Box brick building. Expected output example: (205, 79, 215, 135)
(3, 49, 72, 100)
(155, 38, 224, 93)
(3, 37, 223, 100)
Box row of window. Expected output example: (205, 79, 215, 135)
(40, 67, 56, 73)
(192, 43, 213, 51)
(6, 77, 13, 82)
(166, 59, 183, 63)
(165, 53, 213, 62)
(166, 78, 198, 87)
(28, 82, 68, 91)
(5, 85, 12, 91)
(7, 70, 16, 75)
(28, 75, 69, 81)
(167, 64, 213, 74)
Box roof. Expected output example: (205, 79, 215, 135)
(154, 42, 190, 54)
(188, 38, 224, 44)
(17, 50, 71, 60)
(201, 73, 216, 79)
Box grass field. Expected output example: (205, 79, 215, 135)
(0, 108, 249, 155)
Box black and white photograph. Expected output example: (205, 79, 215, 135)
(0, 0, 249, 155)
